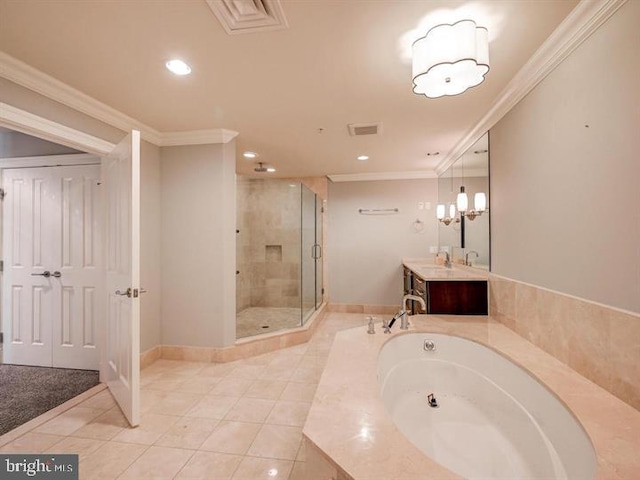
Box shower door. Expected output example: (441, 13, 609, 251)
(301, 185, 323, 325)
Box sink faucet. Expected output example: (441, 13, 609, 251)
(465, 251, 479, 266)
(437, 251, 451, 268)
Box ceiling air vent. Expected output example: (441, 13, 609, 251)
(348, 122, 383, 136)
(206, 0, 289, 35)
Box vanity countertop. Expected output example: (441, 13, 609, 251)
(403, 258, 488, 281)
(303, 315, 640, 480)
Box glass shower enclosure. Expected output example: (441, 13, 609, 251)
(236, 177, 323, 338)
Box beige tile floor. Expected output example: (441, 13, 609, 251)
(0, 313, 367, 479)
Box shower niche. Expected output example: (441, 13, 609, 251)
(236, 177, 323, 338)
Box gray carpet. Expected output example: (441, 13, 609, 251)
(0, 364, 100, 436)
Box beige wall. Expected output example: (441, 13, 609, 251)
(0, 129, 81, 157)
(489, 1, 639, 408)
(160, 142, 236, 348)
(328, 178, 439, 307)
(490, 0, 640, 314)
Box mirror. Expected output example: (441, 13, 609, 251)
(437, 132, 490, 270)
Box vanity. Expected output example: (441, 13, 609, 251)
(403, 259, 488, 315)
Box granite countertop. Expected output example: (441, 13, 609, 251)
(402, 258, 488, 281)
(303, 315, 640, 480)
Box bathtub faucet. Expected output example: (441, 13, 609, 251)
(392, 294, 426, 330)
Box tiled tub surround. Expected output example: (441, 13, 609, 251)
(489, 274, 640, 410)
(304, 315, 640, 480)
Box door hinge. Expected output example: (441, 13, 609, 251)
(0, 260, 3, 272)
(0, 332, 3, 345)
(0, 189, 5, 200)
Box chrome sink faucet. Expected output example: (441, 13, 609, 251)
(437, 251, 451, 268)
(465, 250, 479, 266)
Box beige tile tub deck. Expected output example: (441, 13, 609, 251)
(304, 314, 640, 480)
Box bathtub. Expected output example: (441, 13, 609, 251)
(378, 333, 596, 480)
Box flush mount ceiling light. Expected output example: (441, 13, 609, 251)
(165, 59, 192, 76)
(412, 19, 489, 98)
(357, 155, 369, 161)
(243, 151, 258, 158)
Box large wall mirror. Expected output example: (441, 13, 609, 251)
(437, 132, 490, 270)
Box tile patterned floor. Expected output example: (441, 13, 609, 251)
(0, 313, 367, 479)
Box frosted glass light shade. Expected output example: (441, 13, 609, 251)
(449, 203, 456, 218)
(474, 192, 487, 212)
(457, 190, 468, 213)
(412, 20, 489, 98)
(436, 204, 446, 219)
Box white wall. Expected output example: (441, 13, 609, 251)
(140, 140, 162, 352)
(328, 179, 439, 306)
(490, 0, 640, 313)
(160, 142, 237, 348)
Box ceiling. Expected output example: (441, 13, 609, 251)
(0, 0, 578, 178)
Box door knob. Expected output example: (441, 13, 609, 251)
(115, 288, 132, 297)
(31, 271, 51, 278)
(52, 271, 62, 278)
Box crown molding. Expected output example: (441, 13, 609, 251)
(0, 102, 116, 155)
(159, 129, 239, 146)
(0, 51, 163, 145)
(0, 52, 238, 147)
(328, 170, 437, 183)
(435, 0, 627, 176)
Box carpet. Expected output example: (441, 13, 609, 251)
(0, 364, 100, 436)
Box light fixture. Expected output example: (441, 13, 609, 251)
(165, 59, 192, 76)
(357, 155, 369, 161)
(457, 187, 487, 220)
(436, 203, 459, 226)
(254, 162, 275, 173)
(243, 151, 257, 159)
(412, 19, 489, 98)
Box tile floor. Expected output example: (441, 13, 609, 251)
(0, 313, 367, 479)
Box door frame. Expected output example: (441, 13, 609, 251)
(0, 105, 117, 378)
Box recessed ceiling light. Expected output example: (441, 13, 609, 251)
(266, 167, 276, 173)
(426, 152, 440, 156)
(243, 151, 257, 158)
(165, 59, 191, 76)
(357, 155, 369, 161)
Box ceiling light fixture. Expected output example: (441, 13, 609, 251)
(412, 19, 489, 98)
(165, 59, 192, 76)
(357, 155, 369, 161)
(243, 151, 257, 158)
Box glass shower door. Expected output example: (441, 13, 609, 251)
(301, 185, 316, 324)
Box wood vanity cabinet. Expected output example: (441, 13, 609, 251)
(426, 280, 488, 315)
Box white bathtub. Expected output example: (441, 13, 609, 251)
(378, 333, 596, 480)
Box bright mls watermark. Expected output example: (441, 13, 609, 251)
(1, 455, 78, 479)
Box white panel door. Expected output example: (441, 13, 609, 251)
(52, 165, 103, 369)
(2, 168, 57, 367)
(101, 131, 140, 427)
(2, 165, 102, 370)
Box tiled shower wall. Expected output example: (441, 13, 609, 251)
(237, 179, 302, 311)
(489, 274, 639, 410)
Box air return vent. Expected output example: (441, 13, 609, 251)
(348, 122, 383, 136)
(206, 0, 289, 34)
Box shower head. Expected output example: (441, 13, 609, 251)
(254, 162, 275, 173)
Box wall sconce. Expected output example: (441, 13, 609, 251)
(457, 187, 487, 220)
(436, 203, 460, 226)
(412, 20, 489, 98)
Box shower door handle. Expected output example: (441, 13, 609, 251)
(311, 244, 322, 259)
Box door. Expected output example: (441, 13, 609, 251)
(101, 131, 141, 427)
(2, 164, 102, 370)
